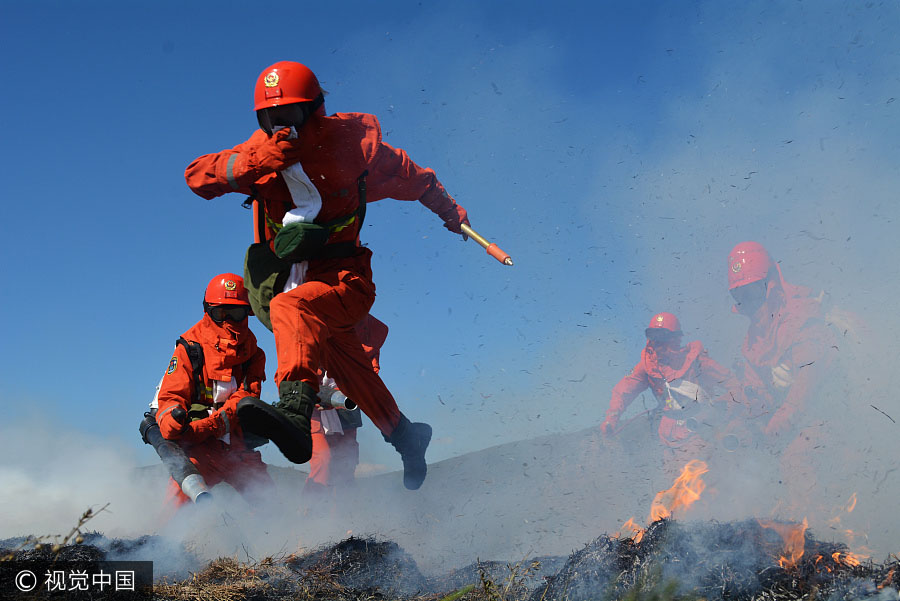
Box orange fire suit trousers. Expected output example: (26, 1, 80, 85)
(306, 413, 360, 490)
(269, 270, 401, 435)
(163, 440, 274, 512)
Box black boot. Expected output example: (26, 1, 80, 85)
(384, 415, 432, 490)
(236, 381, 316, 464)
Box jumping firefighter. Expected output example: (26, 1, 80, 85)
(305, 314, 389, 502)
(600, 312, 746, 478)
(145, 273, 274, 512)
(185, 61, 470, 490)
(727, 241, 839, 510)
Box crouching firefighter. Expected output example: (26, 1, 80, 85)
(143, 273, 275, 513)
(600, 312, 748, 478)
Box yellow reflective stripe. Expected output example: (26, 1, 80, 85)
(329, 215, 357, 233)
(265, 212, 283, 233)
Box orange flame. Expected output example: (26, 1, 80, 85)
(758, 517, 808, 569)
(618, 517, 646, 543)
(825, 493, 867, 552)
(832, 551, 866, 567)
(878, 569, 894, 590)
(649, 460, 708, 522)
(828, 493, 859, 528)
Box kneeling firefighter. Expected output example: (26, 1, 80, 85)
(142, 273, 275, 513)
(600, 312, 748, 478)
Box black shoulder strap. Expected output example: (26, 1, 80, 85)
(176, 337, 204, 402)
(177, 337, 256, 397)
(240, 183, 259, 210)
(240, 356, 255, 391)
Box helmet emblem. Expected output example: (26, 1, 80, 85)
(264, 72, 279, 87)
(656, 315, 664, 323)
(732, 261, 742, 273)
(224, 280, 237, 291)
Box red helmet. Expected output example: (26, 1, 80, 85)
(204, 273, 250, 306)
(646, 312, 682, 335)
(727, 241, 773, 290)
(254, 61, 321, 111)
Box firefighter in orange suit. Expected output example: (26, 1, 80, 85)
(185, 61, 468, 489)
(153, 273, 274, 510)
(600, 312, 746, 476)
(306, 314, 389, 498)
(727, 241, 838, 507)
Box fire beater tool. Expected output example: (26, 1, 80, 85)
(461, 223, 513, 266)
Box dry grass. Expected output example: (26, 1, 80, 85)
(155, 555, 294, 601)
(5, 518, 899, 601)
(150, 548, 547, 601)
(0, 504, 108, 562)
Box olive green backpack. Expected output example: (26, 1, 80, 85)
(243, 171, 367, 331)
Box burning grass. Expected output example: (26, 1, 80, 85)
(532, 519, 899, 601)
(3, 522, 897, 601)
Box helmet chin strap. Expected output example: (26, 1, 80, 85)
(308, 92, 324, 114)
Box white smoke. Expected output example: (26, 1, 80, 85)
(0, 418, 162, 539)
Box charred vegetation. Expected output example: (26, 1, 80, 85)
(3, 521, 897, 601)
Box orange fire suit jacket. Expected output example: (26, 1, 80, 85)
(737, 274, 836, 437)
(184, 112, 463, 283)
(156, 316, 266, 447)
(609, 341, 743, 445)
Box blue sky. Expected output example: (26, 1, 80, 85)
(1, 0, 898, 477)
